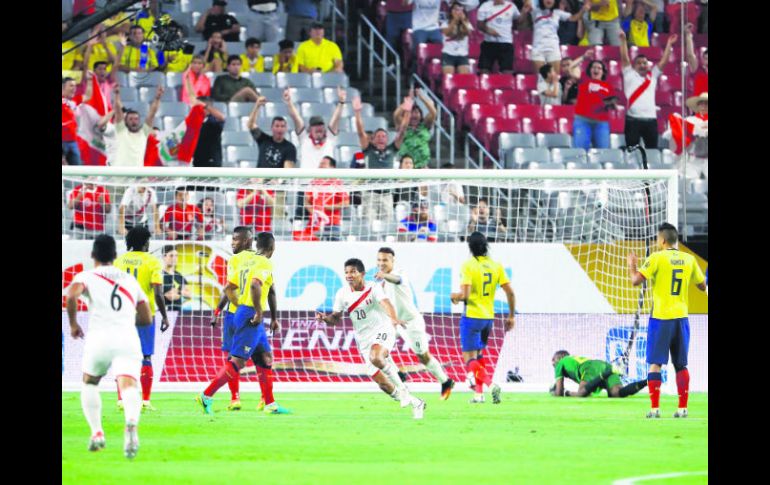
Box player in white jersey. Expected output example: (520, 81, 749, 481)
(375, 247, 455, 400)
(316, 258, 426, 419)
(65, 235, 153, 459)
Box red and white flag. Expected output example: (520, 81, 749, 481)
(76, 74, 109, 166)
(668, 112, 708, 155)
(158, 104, 206, 164)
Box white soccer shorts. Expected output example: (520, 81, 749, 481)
(356, 325, 397, 376)
(396, 315, 431, 356)
(81, 330, 143, 381)
(531, 44, 562, 63)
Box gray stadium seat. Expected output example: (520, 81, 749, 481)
(336, 132, 362, 146)
(312, 72, 349, 89)
(261, 42, 280, 56)
(166, 72, 184, 88)
(226, 42, 246, 55)
(626, 148, 662, 167)
(162, 116, 185, 131)
(226, 146, 259, 165)
(263, 56, 274, 72)
(222, 131, 255, 146)
(610, 133, 626, 149)
(536, 133, 572, 149)
(523, 162, 565, 170)
(117, 72, 129, 87)
(551, 148, 587, 164)
(288, 88, 322, 104)
(128, 72, 165, 88)
(117, 86, 138, 102)
(258, 88, 285, 102)
(212, 102, 228, 116)
(248, 72, 276, 88)
(658, 138, 670, 150)
(301, 103, 336, 119)
(276, 73, 312, 88)
(323, 87, 361, 104)
(510, 147, 551, 168)
(264, 102, 290, 119)
(336, 146, 359, 168)
(661, 149, 675, 165)
(228, 102, 256, 118)
(691, 179, 708, 194)
(341, 102, 374, 118)
(356, 117, 388, 133)
(223, 117, 240, 131)
(588, 148, 625, 165)
(499, 133, 536, 153)
(156, 102, 189, 117)
(181, 0, 211, 13)
(122, 102, 148, 117)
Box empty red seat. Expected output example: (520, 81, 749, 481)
(514, 44, 534, 74)
(494, 89, 530, 105)
(657, 74, 693, 94)
(607, 60, 621, 77)
(609, 105, 626, 133)
(594, 45, 621, 61)
(542, 104, 575, 121)
(558, 117, 573, 135)
(505, 103, 541, 121)
(427, 59, 443, 92)
(463, 103, 505, 131)
(655, 91, 673, 107)
(450, 88, 493, 118)
(661, 62, 681, 77)
(649, 33, 670, 49)
(631, 46, 663, 63)
(513, 30, 533, 45)
(606, 74, 623, 92)
(561, 45, 590, 61)
(693, 34, 708, 48)
(522, 117, 558, 134)
(441, 73, 479, 101)
(475, 117, 522, 155)
(515, 74, 537, 91)
(416, 42, 443, 78)
(480, 73, 516, 91)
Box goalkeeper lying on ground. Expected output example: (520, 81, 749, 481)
(550, 350, 648, 398)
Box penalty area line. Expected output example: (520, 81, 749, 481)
(612, 470, 708, 484)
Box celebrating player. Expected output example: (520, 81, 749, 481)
(450, 232, 515, 404)
(198, 232, 289, 415)
(114, 226, 170, 411)
(550, 350, 648, 398)
(66, 235, 152, 459)
(628, 223, 707, 418)
(374, 247, 455, 399)
(316, 259, 426, 419)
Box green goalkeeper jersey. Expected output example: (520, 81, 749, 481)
(554, 356, 604, 383)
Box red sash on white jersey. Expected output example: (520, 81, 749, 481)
(628, 71, 652, 108)
(347, 287, 373, 313)
(486, 3, 514, 23)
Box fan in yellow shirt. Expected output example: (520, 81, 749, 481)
(240, 38, 266, 74)
(450, 232, 515, 404)
(273, 39, 299, 74)
(296, 22, 344, 73)
(119, 25, 159, 72)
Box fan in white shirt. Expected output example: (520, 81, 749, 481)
(375, 248, 456, 399)
(525, 0, 589, 75)
(65, 235, 153, 459)
(316, 258, 426, 419)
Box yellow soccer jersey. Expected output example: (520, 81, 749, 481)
(114, 251, 163, 313)
(460, 256, 510, 319)
(226, 250, 255, 313)
(638, 248, 705, 320)
(228, 253, 273, 309)
(240, 54, 265, 74)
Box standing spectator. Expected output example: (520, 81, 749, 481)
(559, 49, 592, 104)
(119, 25, 159, 72)
(353, 96, 409, 224)
(393, 89, 437, 169)
(211, 56, 260, 102)
(408, 0, 443, 54)
(441, 2, 474, 75)
(398, 197, 438, 242)
(196, 0, 241, 42)
(237, 178, 276, 232)
(162, 245, 191, 313)
(112, 85, 163, 167)
(586, 0, 622, 47)
(467, 199, 507, 242)
(240, 38, 265, 74)
(273, 39, 299, 73)
(538, 64, 562, 105)
(62, 21, 84, 73)
(201, 31, 229, 72)
(245, 0, 281, 43)
(526, 0, 589, 75)
(477, 0, 525, 74)
(385, 0, 414, 56)
(573, 58, 616, 150)
(67, 181, 111, 239)
(198, 197, 225, 240)
(118, 185, 162, 236)
(557, 0, 583, 45)
(304, 156, 350, 241)
(284, 0, 318, 42)
(666, 0, 699, 35)
(620, 0, 658, 47)
(684, 24, 707, 96)
(284, 87, 344, 169)
(181, 57, 212, 105)
(296, 22, 345, 73)
(619, 31, 676, 150)
(248, 97, 298, 168)
(191, 97, 227, 168)
(163, 187, 204, 240)
(62, 77, 83, 166)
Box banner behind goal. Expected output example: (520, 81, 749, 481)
(62, 167, 706, 392)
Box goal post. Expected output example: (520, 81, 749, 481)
(62, 167, 705, 394)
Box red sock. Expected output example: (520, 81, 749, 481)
(140, 364, 153, 401)
(648, 373, 662, 409)
(676, 369, 690, 408)
(116, 381, 122, 402)
(467, 360, 484, 394)
(258, 366, 275, 406)
(204, 361, 239, 398)
(227, 361, 240, 401)
(477, 356, 493, 386)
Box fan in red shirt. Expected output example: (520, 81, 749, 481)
(62, 77, 84, 166)
(163, 187, 204, 240)
(236, 178, 275, 233)
(67, 182, 111, 238)
(573, 57, 616, 150)
(301, 156, 350, 241)
(197, 196, 225, 240)
(684, 24, 707, 96)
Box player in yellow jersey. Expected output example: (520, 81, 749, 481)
(628, 223, 707, 418)
(450, 232, 516, 404)
(114, 227, 169, 411)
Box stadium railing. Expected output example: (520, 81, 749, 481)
(356, 13, 401, 112)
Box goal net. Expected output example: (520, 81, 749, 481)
(61, 166, 706, 393)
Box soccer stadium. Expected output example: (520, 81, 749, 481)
(62, 1, 708, 483)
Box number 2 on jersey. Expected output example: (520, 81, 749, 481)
(482, 272, 492, 296)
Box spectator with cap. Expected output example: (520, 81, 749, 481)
(284, 0, 318, 42)
(162, 245, 191, 313)
(284, 87, 344, 170)
(467, 199, 507, 242)
(620, 0, 658, 48)
(196, 0, 241, 42)
(248, 96, 298, 168)
(211, 55, 260, 102)
(112, 84, 164, 167)
(201, 31, 229, 72)
(296, 22, 344, 73)
(398, 197, 438, 243)
(119, 25, 159, 72)
(245, 0, 281, 43)
(164, 187, 204, 240)
(273, 39, 299, 73)
(393, 88, 437, 169)
(118, 185, 162, 236)
(240, 37, 266, 74)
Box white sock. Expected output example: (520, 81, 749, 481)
(121, 384, 142, 427)
(389, 388, 402, 402)
(81, 383, 103, 435)
(423, 356, 449, 384)
(381, 357, 407, 393)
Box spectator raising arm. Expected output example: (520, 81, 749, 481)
(352, 96, 370, 150)
(145, 85, 165, 128)
(113, 84, 124, 124)
(656, 33, 678, 72)
(415, 88, 437, 129)
(283, 88, 304, 135)
(393, 98, 411, 149)
(247, 96, 268, 132)
(684, 23, 698, 74)
(96, 110, 115, 133)
(619, 30, 631, 68)
(328, 86, 346, 136)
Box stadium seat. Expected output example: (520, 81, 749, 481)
(226, 42, 245, 56)
(441, 73, 479, 101)
(117, 72, 129, 87)
(505, 104, 541, 121)
(226, 145, 259, 165)
(222, 131, 254, 146)
(588, 148, 625, 166)
(657, 74, 693, 94)
(166, 72, 184, 89)
(513, 44, 534, 74)
(630, 46, 663, 63)
(128, 72, 165, 88)
(426, 58, 443, 92)
(494, 89, 531, 106)
(541, 105, 575, 122)
(156, 102, 189, 117)
(609, 134, 626, 149)
(123, 102, 148, 117)
(551, 148, 587, 164)
(117, 87, 138, 102)
(323, 87, 361, 104)
(449, 89, 494, 121)
(162, 115, 184, 131)
(258, 87, 284, 102)
(341, 102, 374, 118)
(522, 117, 558, 134)
(626, 148, 662, 166)
(560, 45, 590, 60)
(228, 102, 255, 118)
(691, 179, 708, 194)
(138, 86, 177, 102)
(657, 106, 679, 133)
(276, 73, 312, 88)
(606, 74, 623, 93)
(181, 0, 210, 13)
(593, 45, 620, 61)
(475, 117, 522, 156)
(499, 133, 536, 153)
(336, 132, 361, 146)
(247, 73, 276, 88)
(557, 117, 573, 135)
(513, 30, 533, 46)
(223, 117, 240, 131)
(661, 62, 682, 77)
(416, 43, 443, 78)
(288, 88, 323, 104)
(523, 161, 564, 170)
(463, 103, 505, 131)
(336, 145, 360, 168)
(301, 103, 337, 119)
(607, 60, 621, 77)
(515, 74, 538, 92)
(355, 117, 389, 133)
(479, 73, 517, 92)
(536, 133, 572, 148)
(510, 147, 551, 168)
(655, 91, 673, 107)
(312, 72, 349, 89)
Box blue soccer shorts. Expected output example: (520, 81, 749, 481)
(221, 311, 236, 352)
(646, 317, 690, 368)
(136, 321, 156, 357)
(230, 306, 268, 359)
(459, 316, 494, 352)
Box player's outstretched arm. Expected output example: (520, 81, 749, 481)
(154, 284, 170, 332)
(316, 311, 343, 325)
(136, 300, 153, 327)
(501, 282, 516, 331)
(250, 279, 264, 326)
(66, 283, 86, 339)
(374, 270, 402, 285)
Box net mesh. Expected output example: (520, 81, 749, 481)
(61, 169, 702, 392)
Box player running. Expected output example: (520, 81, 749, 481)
(316, 259, 426, 419)
(66, 235, 153, 459)
(374, 247, 455, 399)
(198, 232, 290, 415)
(628, 223, 707, 418)
(550, 351, 648, 398)
(114, 226, 170, 411)
(450, 232, 516, 404)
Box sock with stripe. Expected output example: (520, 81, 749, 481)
(381, 356, 407, 393)
(204, 361, 240, 398)
(467, 359, 485, 394)
(648, 371, 662, 409)
(477, 356, 493, 386)
(676, 368, 690, 409)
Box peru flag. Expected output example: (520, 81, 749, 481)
(668, 112, 694, 156)
(158, 104, 205, 164)
(76, 75, 109, 166)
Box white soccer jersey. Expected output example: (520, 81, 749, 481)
(623, 65, 661, 119)
(73, 265, 148, 332)
(380, 269, 421, 322)
(478, 1, 520, 44)
(333, 282, 394, 337)
(531, 7, 571, 49)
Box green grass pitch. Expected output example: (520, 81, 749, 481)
(62, 391, 708, 485)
